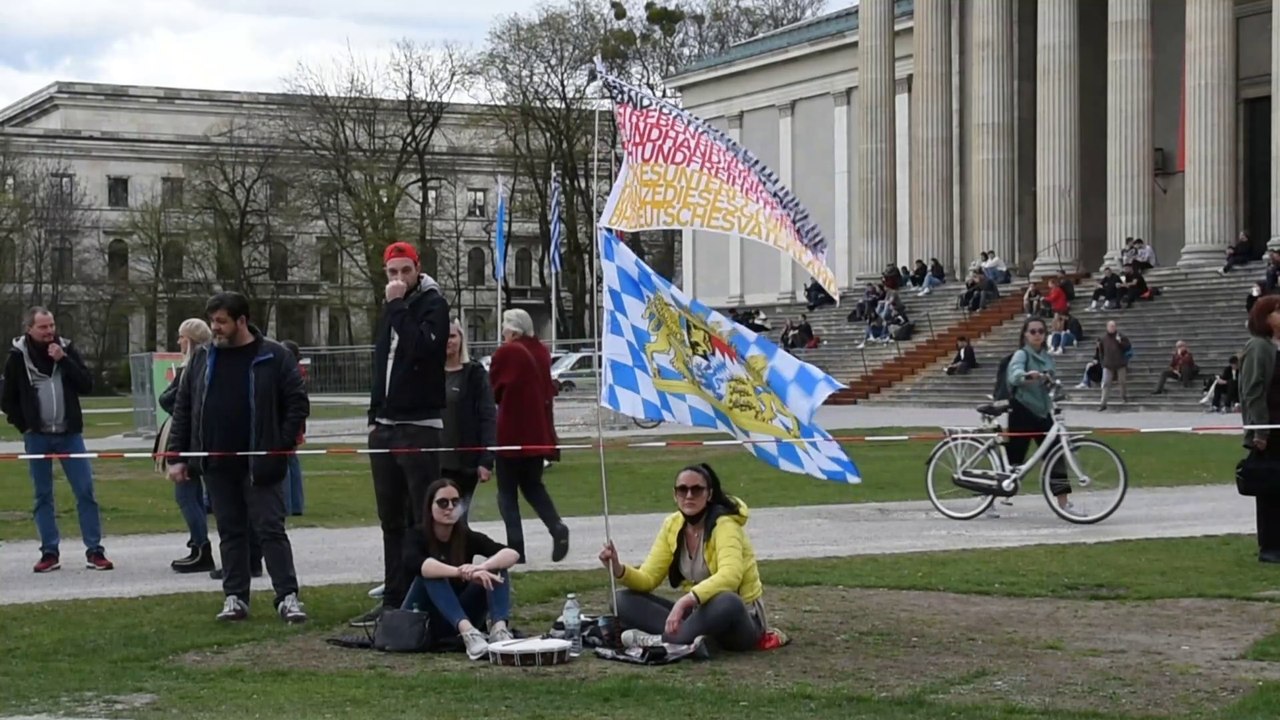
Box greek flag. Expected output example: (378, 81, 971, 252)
(493, 182, 507, 283)
(549, 169, 563, 274)
(599, 230, 859, 483)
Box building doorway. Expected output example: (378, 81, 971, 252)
(1243, 96, 1271, 258)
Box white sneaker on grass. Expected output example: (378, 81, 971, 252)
(621, 629, 664, 648)
(462, 628, 490, 660)
(216, 596, 249, 622)
(488, 621, 514, 644)
(277, 593, 307, 624)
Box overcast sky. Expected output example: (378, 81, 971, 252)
(0, 0, 533, 107)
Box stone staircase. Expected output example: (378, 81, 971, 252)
(722, 280, 998, 385)
(865, 265, 1259, 412)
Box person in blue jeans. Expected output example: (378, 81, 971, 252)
(280, 340, 307, 516)
(402, 478, 520, 660)
(157, 318, 217, 573)
(0, 306, 112, 572)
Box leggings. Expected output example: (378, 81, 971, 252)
(616, 589, 762, 651)
(1006, 399, 1070, 497)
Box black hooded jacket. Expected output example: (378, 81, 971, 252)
(369, 273, 451, 424)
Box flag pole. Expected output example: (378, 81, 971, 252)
(588, 86, 618, 610)
(495, 179, 504, 342)
(550, 266, 558, 352)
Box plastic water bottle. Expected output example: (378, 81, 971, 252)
(563, 593, 582, 657)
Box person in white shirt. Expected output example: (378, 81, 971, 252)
(981, 251, 1010, 284)
(1132, 239, 1155, 271)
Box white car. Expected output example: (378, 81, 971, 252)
(550, 351, 600, 393)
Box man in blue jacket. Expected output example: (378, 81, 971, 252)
(166, 292, 310, 624)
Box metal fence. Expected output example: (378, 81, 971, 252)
(298, 338, 598, 396)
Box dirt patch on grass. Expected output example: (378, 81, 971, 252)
(182, 587, 1280, 716)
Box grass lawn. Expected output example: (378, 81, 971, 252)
(6, 536, 1280, 719)
(0, 428, 1249, 540)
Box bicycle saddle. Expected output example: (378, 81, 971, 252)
(976, 401, 1010, 418)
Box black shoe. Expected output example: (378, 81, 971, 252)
(1259, 551, 1280, 564)
(171, 545, 200, 569)
(551, 525, 570, 563)
(174, 542, 215, 574)
(349, 604, 385, 628)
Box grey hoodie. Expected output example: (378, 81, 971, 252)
(14, 336, 67, 433)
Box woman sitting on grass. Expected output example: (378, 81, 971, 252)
(402, 478, 520, 660)
(598, 463, 767, 652)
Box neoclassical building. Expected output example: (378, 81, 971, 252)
(0, 82, 552, 352)
(668, 0, 1275, 307)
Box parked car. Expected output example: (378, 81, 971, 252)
(550, 351, 600, 393)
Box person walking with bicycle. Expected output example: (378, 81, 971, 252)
(1005, 317, 1073, 512)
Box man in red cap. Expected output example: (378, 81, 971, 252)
(351, 240, 450, 627)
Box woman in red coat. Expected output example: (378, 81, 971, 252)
(488, 309, 569, 563)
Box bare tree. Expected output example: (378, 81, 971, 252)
(185, 118, 307, 324)
(282, 41, 468, 335)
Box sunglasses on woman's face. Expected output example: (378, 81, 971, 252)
(435, 497, 462, 509)
(1026, 328, 1046, 336)
(674, 484, 707, 498)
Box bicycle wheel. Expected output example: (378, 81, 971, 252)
(925, 437, 1001, 520)
(633, 418, 663, 430)
(1040, 437, 1128, 524)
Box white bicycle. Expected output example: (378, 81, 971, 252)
(924, 382, 1128, 524)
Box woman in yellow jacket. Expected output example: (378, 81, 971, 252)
(598, 463, 765, 651)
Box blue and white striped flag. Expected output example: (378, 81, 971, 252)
(598, 230, 859, 483)
(493, 182, 507, 283)
(549, 168, 563, 274)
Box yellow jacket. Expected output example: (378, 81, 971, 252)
(619, 499, 763, 605)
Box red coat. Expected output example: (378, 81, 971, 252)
(489, 336, 559, 459)
(1045, 286, 1069, 314)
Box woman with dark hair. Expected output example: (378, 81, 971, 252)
(598, 463, 765, 652)
(402, 478, 521, 659)
(1005, 316, 1073, 512)
(1238, 295, 1280, 562)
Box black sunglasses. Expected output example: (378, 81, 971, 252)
(674, 485, 707, 498)
(1026, 328, 1046, 335)
(435, 497, 462, 509)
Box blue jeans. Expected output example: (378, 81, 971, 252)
(25, 432, 102, 556)
(1051, 331, 1076, 350)
(174, 474, 209, 547)
(922, 274, 943, 290)
(285, 455, 304, 515)
(401, 571, 512, 633)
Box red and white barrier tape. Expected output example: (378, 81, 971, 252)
(6, 423, 1274, 461)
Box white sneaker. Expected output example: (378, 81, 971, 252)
(277, 593, 307, 624)
(367, 584, 385, 599)
(489, 621, 514, 644)
(1075, 382, 1089, 390)
(621, 629, 665, 648)
(856, 342, 866, 349)
(216, 596, 249, 622)
(919, 288, 931, 296)
(462, 628, 490, 660)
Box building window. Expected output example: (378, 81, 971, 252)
(426, 186, 439, 216)
(106, 314, 130, 356)
(216, 241, 236, 283)
(318, 239, 340, 283)
(268, 178, 289, 209)
(161, 177, 184, 208)
(421, 245, 439, 278)
(107, 238, 129, 282)
(269, 241, 289, 281)
(107, 177, 130, 209)
(162, 239, 184, 280)
(514, 247, 533, 287)
(466, 189, 487, 218)
(467, 313, 485, 343)
(0, 174, 14, 196)
(52, 238, 73, 283)
(0, 237, 14, 281)
(51, 174, 74, 205)
(467, 247, 486, 286)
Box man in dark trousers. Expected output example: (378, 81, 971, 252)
(166, 292, 310, 624)
(350, 241, 450, 627)
(2, 306, 111, 573)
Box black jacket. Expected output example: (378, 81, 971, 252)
(166, 327, 309, 485)
(158, 367, 183, 415)
(452, 361, 497, 472)
(369, 274, 451, 424)
(1, 336, 93, 434)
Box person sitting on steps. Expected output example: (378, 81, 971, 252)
(402, 478, 520, 660)
(600, 463, 767, 653)
(1152, 340, 1199, 395)
(1086, 267, 1121, 312)
(945, 337, 978, 376)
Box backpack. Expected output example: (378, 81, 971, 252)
(992, 351, 1019, 401)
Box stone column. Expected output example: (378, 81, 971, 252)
(726, 113, 744, 302)
(1271, 0, 1280, 250)
(967, 0, 1015, 272)
(778, 102, 797, 300)
(858, 0, 897, 275)
(1032, 0, 1081, 277)
(1181, 0, 1235, 266)
(833, 91, 852, 289)
(910, 0, 953, 271)
(317, 305, 331, 346)
(1105, 0, 1153, 269)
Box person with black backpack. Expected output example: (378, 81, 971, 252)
(1002, 317, 1074, 513)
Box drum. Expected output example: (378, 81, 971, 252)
(486, 638, 572, 667)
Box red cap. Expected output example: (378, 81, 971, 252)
(383, 241, 419, 266)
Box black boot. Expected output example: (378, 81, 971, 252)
(170, 544, 199, 569)
(173, 542, 215, 574)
